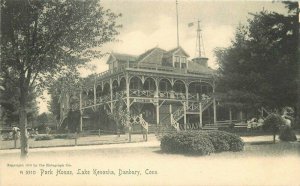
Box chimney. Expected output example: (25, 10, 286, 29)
(192, 57, 208, 67)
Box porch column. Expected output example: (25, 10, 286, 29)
(110, 78, 113, 113)
(185, 84, 189, 106)
(199, 102, 202, 128)
(79, 90, 83, 132)
(183, 102, 187, 130)
(126, 74, 131, 142)
(126, 75, 130, 113)
(156, 101, 159, 125)
(185, 84, 189, 126)
(169, 104, 172, 125)
(213, 98, 217, 124)
(156, 81, 160, 126)
(213, 85, 217, 124)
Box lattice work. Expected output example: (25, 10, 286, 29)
(70, 103, 80, 111)
(128, 114, 149, 130)
(170, 114, 180, 131)
(173, 106, 185, 122)
(83, 99, 94, 107)
(130, 90, 155, 97)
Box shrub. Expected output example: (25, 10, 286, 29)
(225, 132, 245, 151)
(160, 131, 215, 155)
(206, 131, 244, 152)
(205, 131, 230, 152)
(1, 132, 18, 141)
(279, 126, 297, 142)
(160, 130, 244, 155)
(35, 134, 54, 141)
(53, 134, 76, 139)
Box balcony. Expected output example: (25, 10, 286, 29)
(80, 89, 212, 109)
(95, 63, 213, 80)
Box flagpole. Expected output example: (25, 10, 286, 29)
(176, 0, 179, 47)
(197, 19, 201, 57)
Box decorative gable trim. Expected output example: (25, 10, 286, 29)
(106, 53, 117, 64)
(138, 48, 157, 63)
(173, 47, 190, 57)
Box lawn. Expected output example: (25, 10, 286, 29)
(0, 133, 153, 150)
(1, 137, 299, 186)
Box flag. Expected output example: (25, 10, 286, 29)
(188, 22, 194, 27)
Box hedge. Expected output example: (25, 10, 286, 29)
(160, 131, 214, 155)
(35, 134, 54, 141)
(53, 134, 76, 139)
(160, 130, 244, 155)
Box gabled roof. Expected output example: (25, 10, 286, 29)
(137, 47, 166, 62)
(106, 52, 137, 64)
(163, 46, 190, 58)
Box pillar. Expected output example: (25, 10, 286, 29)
(156, 103, 159, 125)
(199, 102, 202, 128)
(183, 102, 187, 130)
(126, 75, 130, 113)
(126, 74, 131, 142)
(110, 78, 113, 113)
(213, 84, 217, 124)
(169, 104, 172, 125)
(155, 80, 160, 134)
(213, 98, 217, 124)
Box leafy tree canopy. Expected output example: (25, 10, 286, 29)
(0, 0, 121, 157)
(215, 2, 298, 110)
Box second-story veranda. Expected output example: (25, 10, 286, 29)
(70, 46, 221, 131)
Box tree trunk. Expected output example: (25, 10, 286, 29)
(19, 81, 29, 158)
(116, 120, 120, 137)
(128, 126, 131, 142)
(273, 133, 276, 144)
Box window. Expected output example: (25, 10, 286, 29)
(181, 63, 186, 69)
(175, 62, 180, 68)
(181, 57, 186, 63)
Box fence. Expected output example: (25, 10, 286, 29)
(0, 129, 150, 150)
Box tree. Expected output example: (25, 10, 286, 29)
(107, 95, 128, 137)
(215, 2, 298, 112)
(48, 69, 82, 123)
(35, 113, 48, 126)
(0, 72, 38, 128)
(263, 113, 285, 143)
(1, 0, 121, 158)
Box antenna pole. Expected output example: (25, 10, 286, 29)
(176, 0, 179, 47)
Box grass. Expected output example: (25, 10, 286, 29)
(244, 140, 300, 156)
(0, 133, 153, 150)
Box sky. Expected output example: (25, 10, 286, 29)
(37, 0, 288, 113)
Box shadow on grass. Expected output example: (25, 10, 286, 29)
(248, 140, 300, 146)
(249, 141, 276, 145)
(153, 149, 224, 157)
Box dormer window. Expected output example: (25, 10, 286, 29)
(181, 57, 186, 69)
(173, 56, 187, 69)
(174, 56, 180, 68)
